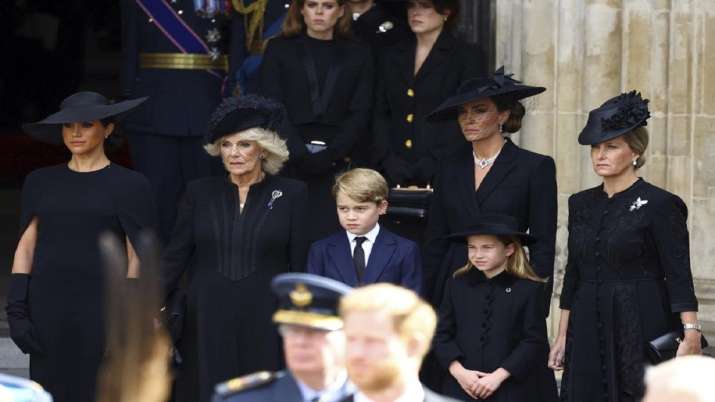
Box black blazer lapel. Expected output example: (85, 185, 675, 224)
(363, 229, 396, 284)
(327, 235, 359, 286)
(451, 149, 481, 218)
(475, 139, 518, 206)
(414, 31, 455, 82)
(297, 36, 323, 117)
(320, 43, 345, 113)
(393, 40, 415, 87)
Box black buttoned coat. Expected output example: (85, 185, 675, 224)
(433, 270, 558, 402)
(372, 30, 487, 185)
(423, 140, 557, 307)
(558, 179, 698, 402)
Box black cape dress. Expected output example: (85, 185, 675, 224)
(559, 178, 699, 402)
(162, 175, 309, 402)
(19, 163, 156, 402)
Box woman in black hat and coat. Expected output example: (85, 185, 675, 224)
(423, 68, 557, 310)
(161, 95, 309, 402)
(373, 0, 487, 188)
(6, 92, 156, 402)
(433, 214, 558, 402)
(258, 0, 374, 243)
(548, 91, 702, 402)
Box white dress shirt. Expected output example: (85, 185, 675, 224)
(346, 223, 380, 265)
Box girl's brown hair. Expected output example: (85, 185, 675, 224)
(454, 235, 546, 283)
(281, 0, 352, 39)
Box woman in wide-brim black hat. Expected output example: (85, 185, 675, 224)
(432, 213, 558, 402)
(7, 91, 156, 402)
(160, 94, 310, 402)
(549, 91, 703, 402)
(421, 67, 556, 311)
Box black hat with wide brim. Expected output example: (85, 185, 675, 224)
(448, 213, 535, 245)
(578, 91, 650, 145)
(22, 91, 148, 145)
(271, 273, 353, 331)
(428, 66, 546, 121)
(205, 94, 286, 144)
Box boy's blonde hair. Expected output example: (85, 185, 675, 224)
(454, 235, 546, 283)
(339, 283, 436, 358)
(332, 168, 388, 204)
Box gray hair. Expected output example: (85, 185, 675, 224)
(643, 355, 715, 402)
(204, 127, 289, 175)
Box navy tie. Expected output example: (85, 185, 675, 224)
(353, 236, 367, 282)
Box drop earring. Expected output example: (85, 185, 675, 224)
(632, 159, 637, 166)
(499, 123, 503, 133)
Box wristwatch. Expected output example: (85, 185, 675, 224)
(683, 322, 702, 332)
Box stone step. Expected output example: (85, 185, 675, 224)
(0, 336, 29, 379)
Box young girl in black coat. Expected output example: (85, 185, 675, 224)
(433, 214, 558, 402)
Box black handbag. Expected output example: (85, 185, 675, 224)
(387, 185, 434, 220)
(647, 330, 709, 363)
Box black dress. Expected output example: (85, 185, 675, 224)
(258, 34, 373, 243)
(423, 140, 557, 307)
(19, 164, 156, 402)
(162, 175, 309, 402)
(559, 179, 698, 402)
(373, 30, 487, 186)
(434, 269, 558, 402)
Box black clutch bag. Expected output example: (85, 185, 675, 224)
(387, 185, 434, 220)
(647, 330, 709, 363)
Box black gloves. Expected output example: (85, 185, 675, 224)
(5, 273, 44, 355)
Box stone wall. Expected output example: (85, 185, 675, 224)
(494, 0, 715, 338)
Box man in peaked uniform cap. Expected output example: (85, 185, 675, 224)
(212, 273, 355, 402)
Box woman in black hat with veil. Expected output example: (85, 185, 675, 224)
(423, 68, 557, 310)
(548, 91, 702, 402)
(6, 91, 156, 402)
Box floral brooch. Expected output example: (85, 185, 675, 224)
(629, 197, 648, 212)
(267, 190, 283, 210)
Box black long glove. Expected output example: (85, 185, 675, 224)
(5, 273, 44, 355)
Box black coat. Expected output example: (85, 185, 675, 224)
(434, 270, 558, 402)
(120, 0, 234, 136)
(373, 30, 487, 185)
(161, 175, 309, 402)
(423, 139, 557, 307)
(558, 179, 698, 402)
(258, 34, 374, 166)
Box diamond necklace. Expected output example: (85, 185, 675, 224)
(473, 141, 505, 169)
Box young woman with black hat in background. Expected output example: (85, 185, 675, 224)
(6, 92, 156, 402)
(161, 95, 309, 402)
(258, 0, 374, 244)
(423, 68, 557, 311)
(549, 91, 702, 402)
(372, 0, 487, 189)
(433, 214, 558, 402)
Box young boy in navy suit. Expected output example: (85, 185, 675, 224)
(306, 168, 422, 293)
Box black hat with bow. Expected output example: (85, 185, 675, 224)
(428, 66, 546, 121)
(578, 91, 651, 145)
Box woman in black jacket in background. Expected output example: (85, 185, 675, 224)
(258, 0, 373, 243)
(373, 0, 487, 188)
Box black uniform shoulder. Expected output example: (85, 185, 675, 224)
(212, 371, 282, 401)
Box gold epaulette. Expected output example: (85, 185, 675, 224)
(213, 371, 278, 397)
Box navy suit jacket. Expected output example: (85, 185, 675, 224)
(306, 227, 422, 293)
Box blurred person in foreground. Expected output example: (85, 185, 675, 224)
(339, 283, 459, 402)
(213, 273, 354, 402)
(642, 355, 715, 402)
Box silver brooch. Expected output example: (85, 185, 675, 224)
(629, 197, 648, 212)
(505, 287, 512, 294)
(267, 190, 283, 210)
(378, 21, 394, 33)
(206, 28, 221, 44)
(208, 47, 220, 61)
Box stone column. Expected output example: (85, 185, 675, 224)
(495, 0, 715, 338)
